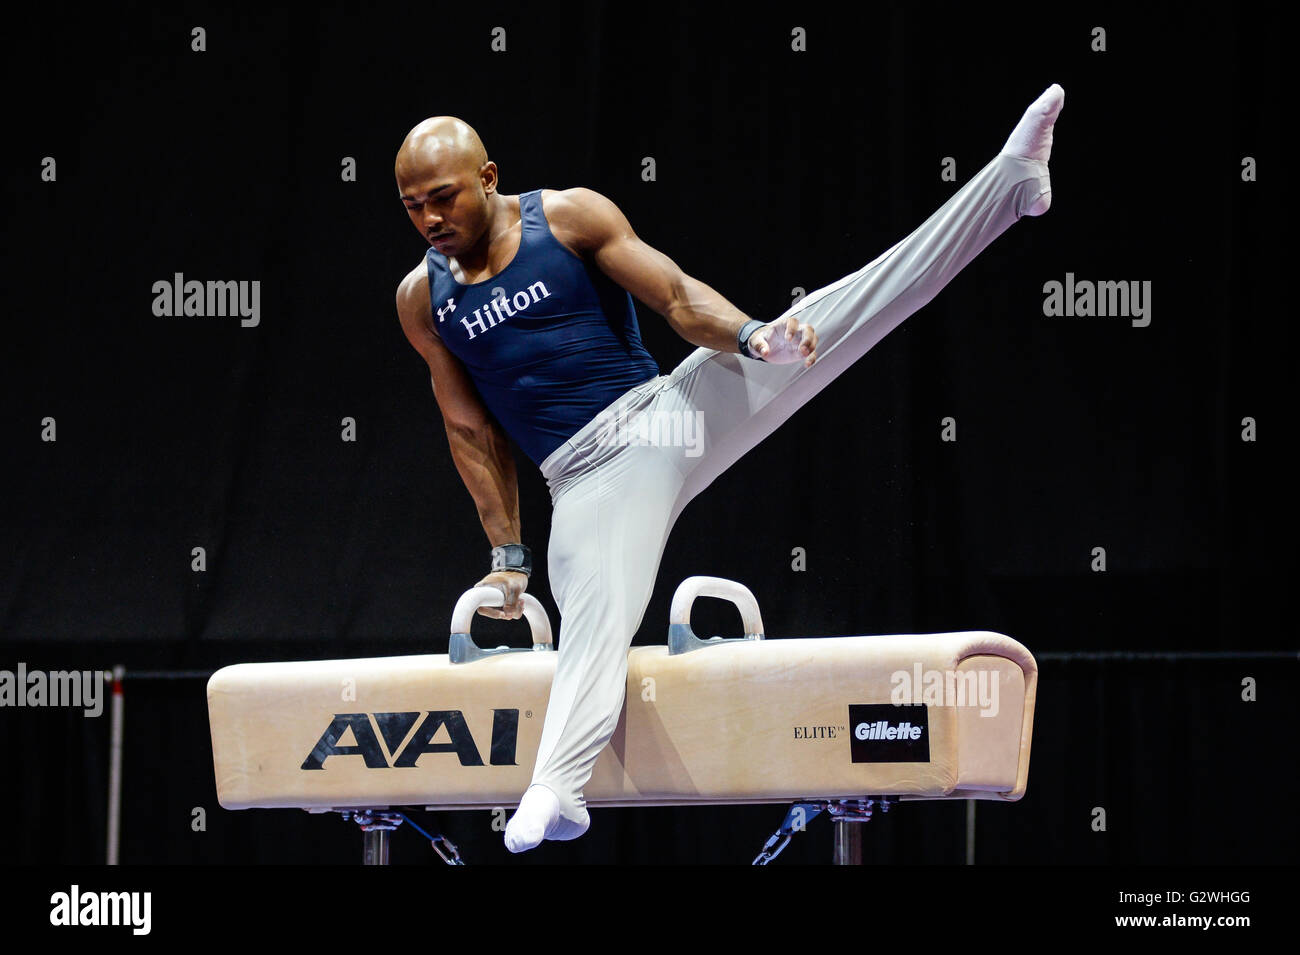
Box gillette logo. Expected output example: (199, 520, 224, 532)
(848, 704, 931, 763)
(854, 720, 924, 741)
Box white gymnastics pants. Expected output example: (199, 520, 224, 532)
(532, 152, 1051, 836)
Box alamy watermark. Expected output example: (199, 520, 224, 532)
(0, 664, 106, 717)
(152, 273, 260, 327)
(590, 404, 705, 457)
(890, 664, 999, 717)
(50, 885, 150, 935)
(1042, 272, 1151, 327)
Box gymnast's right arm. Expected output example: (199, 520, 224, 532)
(395, 266, 528, 620)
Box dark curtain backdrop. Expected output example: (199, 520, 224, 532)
(2, 3, 1293, 864)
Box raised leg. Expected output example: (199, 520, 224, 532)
(663, 85, 1063, 511)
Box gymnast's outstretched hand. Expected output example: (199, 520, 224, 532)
(748, 314, 818, 366)
(475, 570, 529, 620)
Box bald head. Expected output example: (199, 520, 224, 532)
(395, 116, 489, 182)
(396, 116, 502, 253)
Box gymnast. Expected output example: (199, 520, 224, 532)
(393, 84, 1064, 852)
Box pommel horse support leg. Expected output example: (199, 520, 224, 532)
(207, 577, 1037, 864)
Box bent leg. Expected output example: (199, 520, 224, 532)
(665, 151, 1049, 509)
(507, 437, 683, 849)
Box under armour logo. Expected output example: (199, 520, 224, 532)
(436, 297, 457, 323)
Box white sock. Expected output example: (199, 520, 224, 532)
(504, 784, 561, 853)
(1001, 83, 1064, 162)
(1000, 83, 1065, 216)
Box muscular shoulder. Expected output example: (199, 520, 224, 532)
(395, 260, 433, 332)
(540, 187, 634, 257)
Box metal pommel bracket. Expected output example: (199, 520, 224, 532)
(448, 587, 554, 664)
(667, 575, 766, 655)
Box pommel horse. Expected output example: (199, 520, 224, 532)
(207, 577, 1038, 864)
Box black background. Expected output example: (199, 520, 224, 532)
(2, 2, 1294, 865)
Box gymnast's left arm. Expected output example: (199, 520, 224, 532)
(549, 187, 817, 365)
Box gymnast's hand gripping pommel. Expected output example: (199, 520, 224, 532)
(474, 543, 532, 621)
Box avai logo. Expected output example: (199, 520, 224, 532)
(301, 710, 519, 769)
(848, 704, 930, 763)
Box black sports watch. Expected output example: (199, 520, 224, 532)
(737, 319, 767, 360)
(490, 543, 532, 576)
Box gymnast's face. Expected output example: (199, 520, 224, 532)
(397, 153, 498, 257)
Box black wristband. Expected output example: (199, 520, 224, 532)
(490, 543, 532, 576)
(737, 319, 767, 360)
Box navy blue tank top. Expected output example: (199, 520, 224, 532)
(425, 190, 660, 465)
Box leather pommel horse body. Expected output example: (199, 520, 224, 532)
(207, 577, 1037, 862)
